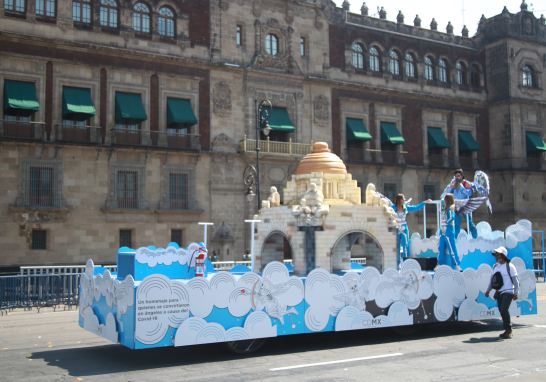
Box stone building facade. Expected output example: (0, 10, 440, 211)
(0, 0, 544, 269)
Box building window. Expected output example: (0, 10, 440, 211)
(158, 7, 175, 37)
(171, 229, 183, 247)
(36, 0, 55, 17)
(352, 44, 364, 69)
(4, 0, 25, 12)
(72, 0, 91, 22)
(439, 59, 448, 82)
(470, 64, 480, 87)
(423, 184, 437, 213)
(117, 171, 138, 209)
(120, 230, 132, 248)
(384, 183, 397, 203)
(266, 34, 278, 55)
(100, 0, 118, 28)
(405, 53, 415, 77)
(133, 2, 150, 33)
(22, 159, 62, 208)
(300, 37, 306, 57)
(369, 47, 380, 72)
(389, 51, 400, 75)
(166, 167, 195, 210)
(456, 62, 466, 85)
(110, 164, 145, 209)
(425, 57, 434, 80)
(522, 66, 533, 87)
(236, 24, 242, 46)
(32, 230, 47, 250)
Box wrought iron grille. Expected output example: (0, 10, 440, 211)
(119, 230, 132, 248)
(0, 120, 46, 141)
(31, 230, 47, 250)
(162, 166, 196, 210)
(107, 164, 147, 209)
(21, 159, 63, 208)
(171, 230, 183, 246)
(55, 124, 102, 144)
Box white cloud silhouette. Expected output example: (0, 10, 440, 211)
(174, 311, 276, 346)
(462, 264, 493, 300)
(82, 307, 118, 344)
(505, 220, 532, 249)
(135, 242, 201, 268)
(433, 266, 466, 321)
(335, 302, 413, 331)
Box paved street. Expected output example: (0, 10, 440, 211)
(1, 283, 546, 382)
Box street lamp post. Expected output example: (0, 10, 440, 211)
(243, 99, 272, 211)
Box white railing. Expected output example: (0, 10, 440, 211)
(241, 136, 313, 156)
(20, 265, 117, 275)
(212, 259, 293, 271)
(351, 258, 366, 265)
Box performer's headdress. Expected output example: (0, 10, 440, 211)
(453, 168, 464, 177)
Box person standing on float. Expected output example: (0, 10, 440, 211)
(447, 169, 478, 239)
(391, 194, 432, 266)
(437, 193, 462, 271)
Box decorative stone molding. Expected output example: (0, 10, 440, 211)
(11, 208, 71, 244)
(212, 81, 232, 117)
(246, 75, 303, 89)
(211, 133, 237, 153)
(58, 22, 71, 32)
(252, 18, 302, 75)
(315, 10, 323, 30)
(314, 95, 330, 126)
(219, 0, 229, 11)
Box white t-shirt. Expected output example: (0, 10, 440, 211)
(493, 262, 518, 294)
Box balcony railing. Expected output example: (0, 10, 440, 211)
(427, 155, 487, 170)
(488, 157, 544, 171)
(0, 120, 46, 141)
(241, 136, 313, 155)
(159, 199, 198, 210)
(346, 149, 405, 165)
(55, 124, 102, 144)
(111, 128, 200, 150)
(106, 198, 148, 210)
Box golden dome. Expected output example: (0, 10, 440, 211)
(296, 142, 347, 175)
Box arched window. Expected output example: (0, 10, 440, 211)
(405, 53, 415, 78)
(389, 51, 400, 75)
(470, 64, 480, 87)
(456, 62, 466, 85)
(158, 7, 175, 37)
(425, 57, 434, 80)
(522, 66, 533, 87)
(438, 59, 448, 82)
(133, 2, 150, 33)
(369, 47, 380, 72)
(73, 0, 91, 23)
(266, 34, 278, 55)
(36, 0, 55, 17)
(352, 44, 364, 69)
(100, 0, 118, 28)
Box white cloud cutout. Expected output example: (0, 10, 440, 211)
(512, 257, 536, 311)
(458, 299, 520, 321)
(462, 264, 492, 300)
(505, 220, 532, 249)
(410, 233, 440, 256)
(335, 302, 413, 331)
(135, 274, 190, 345)
(82, 307, 118, 344)
(433, 266, 466, 321)
(135, 242, 202, 268)
(174, 311, 276, 347)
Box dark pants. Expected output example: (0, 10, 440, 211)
(497, 292, 513, 331)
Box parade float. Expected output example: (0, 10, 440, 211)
(79, 143, 538, 353)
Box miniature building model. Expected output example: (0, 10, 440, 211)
(255, 143, 398, 275)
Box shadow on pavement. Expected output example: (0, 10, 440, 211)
(28, 320, 529, 378)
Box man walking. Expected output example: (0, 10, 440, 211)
(485, 247, 520, 339)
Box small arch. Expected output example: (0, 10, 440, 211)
(456, 62, 467, 85)
(100, 0, 118, 28)
(438, 59, 448, 82)
(133, 2, 151, 33)
(389, 50, 401, 75)
(331, 230, 384, 272)
(158, 6, 175, 37)
(260, 231, 293, 270)
(424, 56, 434, 80)
(405, 52, 416, 78)
(522, 65, 534, 87)
(470, 63, 481, 87)
(352, 43, 364, 69)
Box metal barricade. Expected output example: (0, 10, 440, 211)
(0, 274, 80, 315)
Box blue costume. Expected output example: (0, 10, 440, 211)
(391, 202, 426, 266)
(448, 181, 478, 239)
(438, 202, 461, 269)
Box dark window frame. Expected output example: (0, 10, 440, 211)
(405, 53, 415, 78)
(31, 230, 47, 250)
(369, 46, 380, 72)
(425, 57, 434, 80)
(522, 66, 534, 87)
(35, 0, 56, 18)
(236, 24, 243, 46)
(158, 6, 175, 38)
(389, 50, 400, 75)
(133, 2, 151, 34)
(119, 229, 132, 248)
(100, 0, 118, 28)
(266, 33, 279, 56)
(352, 43, 364, 69)
(72, 0, 91, 23)
(171, 229, 183, 247)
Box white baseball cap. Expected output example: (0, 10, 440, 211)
(492, 246, 508, 257)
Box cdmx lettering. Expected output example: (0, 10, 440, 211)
(362, 318, 382, 326)
(479, 311, 499, 318)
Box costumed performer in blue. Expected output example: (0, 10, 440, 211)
(437, 193, 462, 271)
(446, 169, 478, 239)
(392, 194, 432, 267)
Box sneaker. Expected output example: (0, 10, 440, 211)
(456, 264, 462, 272)
(501, 330, 513, 339)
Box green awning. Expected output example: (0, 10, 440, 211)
(458, 131, 481, 151)
(167, 98, 198, 125)
(526, 132, 546, 152)
(380, 122, 405, 144)
(264, 107, 295, 132)
(346, 118, 372, 141)
(3, 80, 40, 111)
(428, 127, 451, 148)
(115, 93, 148, 122)
(62, 87, 96, 116)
